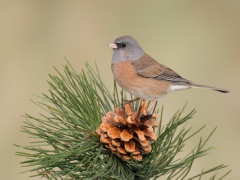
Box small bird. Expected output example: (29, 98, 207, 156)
(108, 35, 229, 105)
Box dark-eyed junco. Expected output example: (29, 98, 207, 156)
(108, 35, 229, 104)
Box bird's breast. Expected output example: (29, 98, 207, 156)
(111, 61, 170, 100)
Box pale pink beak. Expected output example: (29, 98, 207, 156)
(108, 43, 118, 49)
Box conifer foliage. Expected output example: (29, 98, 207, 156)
(16, 61, 230, 179)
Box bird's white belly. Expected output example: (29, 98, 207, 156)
(168, 85, 191, 92)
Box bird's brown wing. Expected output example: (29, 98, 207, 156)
(131, 54, 191, 85)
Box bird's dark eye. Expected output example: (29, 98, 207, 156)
(116, 43, 126, 48)
(121, 43, 126, 48)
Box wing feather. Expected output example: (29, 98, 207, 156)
(131, 54, 191, 85)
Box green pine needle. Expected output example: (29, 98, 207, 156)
(15, 60, 230, 179)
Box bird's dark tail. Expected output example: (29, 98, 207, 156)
(191, 84, 229, 93)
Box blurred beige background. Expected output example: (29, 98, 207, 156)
(1, 0, 239, 179)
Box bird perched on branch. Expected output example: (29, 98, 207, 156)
(108, 35, 229, 107)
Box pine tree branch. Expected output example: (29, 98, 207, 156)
(15, 60, 230, 179)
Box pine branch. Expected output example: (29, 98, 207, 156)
(15, 60, 230, 179)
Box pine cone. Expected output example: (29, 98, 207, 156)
(96, 101, 159, 161)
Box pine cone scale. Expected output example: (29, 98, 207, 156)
(96, 101, 159, 161)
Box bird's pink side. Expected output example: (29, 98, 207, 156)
(111, 60, 170, 100)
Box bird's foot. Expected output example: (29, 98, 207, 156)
(147, 99, 158, 114)
(121, 98, 140, 108)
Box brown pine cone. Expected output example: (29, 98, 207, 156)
(96, 101, 159, 161)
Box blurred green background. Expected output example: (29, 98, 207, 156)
(1, 0, 239, 179)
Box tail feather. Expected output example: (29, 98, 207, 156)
(191, 84, 229, 93)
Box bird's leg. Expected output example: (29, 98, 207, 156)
(121, 98, 140, 107)
(147, 98, 158, 114)
(127, 98, 140, 104)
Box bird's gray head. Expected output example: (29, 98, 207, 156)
(108, 36, 144, 64)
